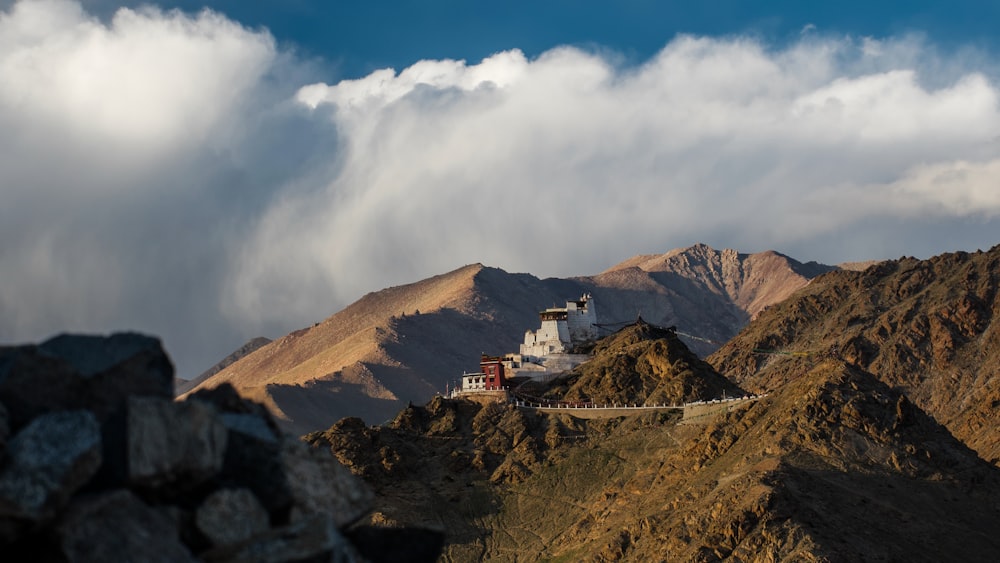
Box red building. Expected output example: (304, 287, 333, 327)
(479, 354, 506, 390)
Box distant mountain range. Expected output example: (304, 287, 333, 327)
(181, 244, 837, 433)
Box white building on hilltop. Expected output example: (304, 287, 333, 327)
(520, 294, 597, 360)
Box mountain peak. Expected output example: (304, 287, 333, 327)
(538, 320, 745, 406)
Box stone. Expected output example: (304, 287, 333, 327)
(0, 333, 174, 430)
(55, 489, 196, 563)
(187, 383, 275, 424)
(220, 412, 280, 444)
(217, 413, 289, 518)
(0, 410, 101, 522)
(127, 397, 227, 489)
(195, 488, 270, 547)
(201, 513, 360, 563)
(280, 440, 374, 528)
(46, 333, 175, 420)
(39, 332, 168, 380)
(0, 346, 83, 430)
(188, 386, 289, 516)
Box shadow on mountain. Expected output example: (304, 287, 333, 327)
(265, 377, 402, 436)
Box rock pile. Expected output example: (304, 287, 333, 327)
(0, 332, 441, 562)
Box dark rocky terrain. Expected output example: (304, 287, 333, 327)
(0, 333, 441, 562)
(186, 245, 832, 431)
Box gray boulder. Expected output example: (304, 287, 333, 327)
(195, 488, 270, 547)
(0, 410, 101, 523)
(56, 489, 196, 563)
(0, 332, 173, 429)
(281, 440, 374, 528)
(217, 412, 288, 517)
(0, 347, 84, 430)
(127, 397, 227, 489)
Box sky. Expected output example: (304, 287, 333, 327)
(2, 0, 1000, 377)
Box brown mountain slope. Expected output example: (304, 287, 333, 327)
(709, 245, 1000, 466)
(309, 347, 1000, 560)
(593, 244, 837, 351)
(537, 320, 745, 406)
(174, 336, 271, 395)
(189, 245, 833, 431)
(183, 264, 575, 432)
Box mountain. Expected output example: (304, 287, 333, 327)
(534, 320, 745, 405)
(600, 243, 836, 331)
(174, 336, 271, 396)
(186, 245, 833, 432)
(307, 321, 1000, 560)
(709, 245, 1000, 466)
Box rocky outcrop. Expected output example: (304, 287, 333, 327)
(538, 319, 745, 406)
(0, 332, 442, 562)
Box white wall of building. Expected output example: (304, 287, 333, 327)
(520, 295, 597, 359)
(521, 318, 570, 357)
(566, 298, 597, 343)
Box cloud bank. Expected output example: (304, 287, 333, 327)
(2, 0, 999, 375)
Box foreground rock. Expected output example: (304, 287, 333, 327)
(0, 332, 442, 562)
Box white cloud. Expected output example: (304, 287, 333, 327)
(0, 0, 302, 374)
(2, 1, 1000, 375)
(0, 0, 274, 154)
(231, 33, 1000, 322)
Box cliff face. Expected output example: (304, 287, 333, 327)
(188, 245, 833, 432)
(710, 245, 1000, 466)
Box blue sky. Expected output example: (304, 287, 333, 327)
(2, 0, 1000, 376)
(82, 1, 1000, 78)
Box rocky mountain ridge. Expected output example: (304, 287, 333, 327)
(532, 320, 745, 406)
(310, 317, 1000, 561)
(710, 245, 1000, 466)
(186, 244, 833, 432)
